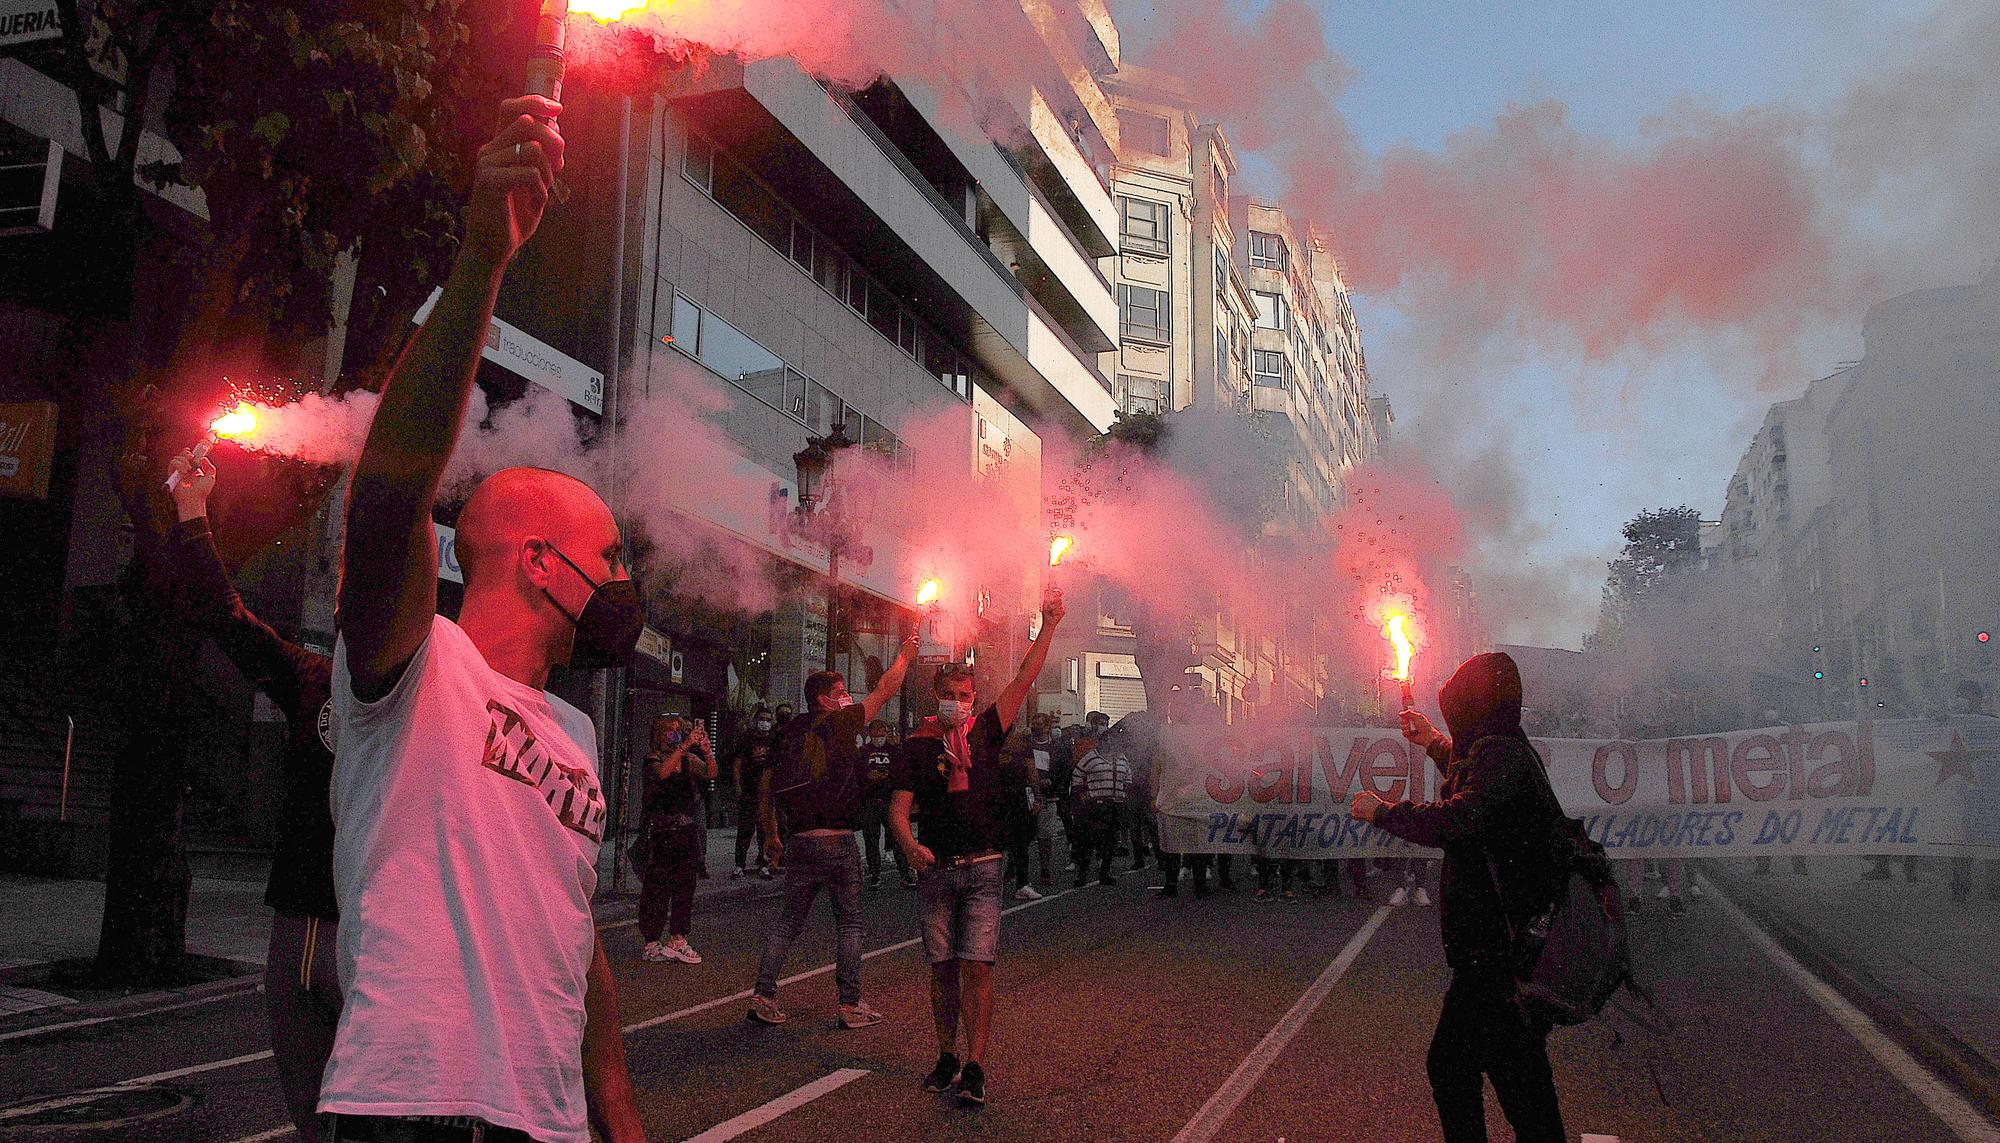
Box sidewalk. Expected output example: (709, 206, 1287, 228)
(1704, 855, 2000, 1116)
(0, 825, 776, 1016)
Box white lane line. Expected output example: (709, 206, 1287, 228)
(10, 869, 1120, 1125)
(682, 1068, 871, 1143)
(0, 1050, 275, 1120)
(1707, 880, 2000, 1143)
(1171, 906, 1393, 1143)
(621, 879, 1086, 1033)
(221, 1127, 296, 1143)
(0, 987, 256, 1043)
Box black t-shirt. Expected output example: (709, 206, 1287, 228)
(891, 706, 1020, 859)
(860, 739, 898, 805)
(175, 520, 337, 921)
(734, 734, 775, 791)
(644, 751, 703, 821)
(788, 705, 868, 832)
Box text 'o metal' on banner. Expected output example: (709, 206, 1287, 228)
(1152, 718, 2000, 859)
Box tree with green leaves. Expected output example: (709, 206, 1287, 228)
(1588, 505, 1704, 654)
(46, 0, 532, 984)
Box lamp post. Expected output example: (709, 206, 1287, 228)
(792, 424, 862, 673)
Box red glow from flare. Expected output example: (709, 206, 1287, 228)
(1049, 536, 1072, 567)
(570, 0, 643, 21)
(916, 578, 941, 606)
(210, 404, 258, 439)
(1384, 613, 1415, 681)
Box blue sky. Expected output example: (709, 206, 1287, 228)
(1115, 0, 1954, 646)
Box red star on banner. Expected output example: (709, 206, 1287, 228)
(1927, 732, 1987, 785)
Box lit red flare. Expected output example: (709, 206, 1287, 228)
(915, 578, 941, 607)
(1049, 536, 1073, 567)
(1384, 613, 1415, 682)
(210, 403, 258, 440)
(569, 0, 642, 20)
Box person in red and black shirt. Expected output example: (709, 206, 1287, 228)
(166, 451, 338, 1143)
(889, 589, 1065, 1108)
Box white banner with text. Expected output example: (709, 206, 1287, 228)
(1152, 718, 2000, 859)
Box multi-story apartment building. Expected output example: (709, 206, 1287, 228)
(0, 3, 1128, 870)
(1034, 64, 1384, 727)
(1698, 267, 1999, 720)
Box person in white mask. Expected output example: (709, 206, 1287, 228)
(889, 590, 1066, 1108)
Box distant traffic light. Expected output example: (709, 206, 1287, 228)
(1979, 631, 1991, 644)
(1812, 644, 1822, 654)
(1859, 677, 1869, 688)
(1814, 671, 1825, 680)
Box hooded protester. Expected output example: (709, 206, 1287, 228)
(1350, 651, 1570, 1143)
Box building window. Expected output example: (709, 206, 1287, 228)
(1117, 283, 1170, 343)
(1249, 230, 1288, 270)
(683, 128, 979, 406)
(1116, 109, 1170, 157)
(1120, 196, 1169, 256)
(1253, 290, 1287, 331)
(1119, 373, 1163, 415)
(668, 292, 912, 472)
(681, 133, 714, 192)
(1252, 350, 1286, 389)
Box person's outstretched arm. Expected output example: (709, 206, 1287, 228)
(993, 590, 1066, 733)
(860, 634, 921, 722)
(581, 936, 646, 1142)
(338, 96, 564, 700)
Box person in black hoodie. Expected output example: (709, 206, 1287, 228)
(167, 451, 339, 1143)
(1350, 651, 1569, 1143)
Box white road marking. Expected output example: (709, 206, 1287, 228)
(0, 987, 255, 1043)
(681, 1068, 871, 1142)
(1707, 878, 2000, 1143)
(622, 879, 1085, 1033)
(0, 1051, 274, 1120)
(12, 868, 1118, 1131)
(1171, 906, 1393, 1143)
(221, 1126, 296, 1143)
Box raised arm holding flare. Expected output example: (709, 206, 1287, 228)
(321, 99, 645, 1143)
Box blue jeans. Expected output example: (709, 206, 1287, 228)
(917, 856, 1004, 963)
(755, 833, 865, 1006)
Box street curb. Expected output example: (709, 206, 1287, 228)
(1702, 866, 2000, 1126)
(0, 963, 263, 1037)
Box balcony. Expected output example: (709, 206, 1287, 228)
(668, 57, 1115, 434)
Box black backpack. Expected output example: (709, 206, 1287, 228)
(1485, 738, 1646, 1026)
(767, 711, 857, 827)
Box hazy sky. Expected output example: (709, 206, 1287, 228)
(1112, 0, 1975, 648)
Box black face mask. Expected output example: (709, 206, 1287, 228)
(541, 544, 644, 670)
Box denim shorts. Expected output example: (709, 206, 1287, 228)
(917, 855, 1004, 963)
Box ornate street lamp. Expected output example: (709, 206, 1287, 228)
(792, 423, 861, 671)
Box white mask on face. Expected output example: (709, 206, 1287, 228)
(836, 694, 855, 710)
(936, 699, 971, 727)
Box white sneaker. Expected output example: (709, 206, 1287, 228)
(1656, 885, 1672, 900)
(729, 867, 745, 880)
(640, 941, 673, 963)
(665, 936, 702, 964)
(1414, 887, 1432, 907)
(1686, 880, 1704, 898)
(1014, 885, 1044, 901)
(1390, 886, 1410, 907)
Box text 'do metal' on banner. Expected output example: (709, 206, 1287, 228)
(1151, 718, 2000, 859)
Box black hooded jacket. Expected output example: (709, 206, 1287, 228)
(1374, 652, 1565, 973)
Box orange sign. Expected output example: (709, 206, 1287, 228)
(0, 400, 58, 499)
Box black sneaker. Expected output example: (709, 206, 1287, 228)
(924, 1052, 961, 1093)
(1668, 895, 1687, 917)
(957, 1061, 986, 1107)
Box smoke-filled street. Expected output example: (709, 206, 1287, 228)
(3, 0, 1999, 1141)
(2, 861, 1992, 1142)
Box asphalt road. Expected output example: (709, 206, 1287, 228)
(2, 863, 1995, 1142)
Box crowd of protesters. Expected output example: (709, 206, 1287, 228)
(133, 98, 1993, 1143)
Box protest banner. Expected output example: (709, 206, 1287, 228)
(1152, 718, 2000, 859)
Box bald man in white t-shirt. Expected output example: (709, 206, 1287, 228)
(323, 95, 645, 1143)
